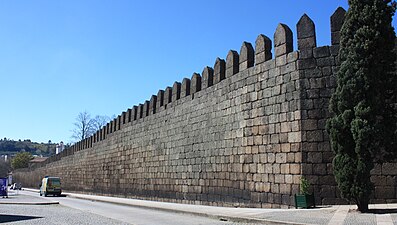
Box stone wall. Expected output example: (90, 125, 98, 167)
(14, 7, 397, 208)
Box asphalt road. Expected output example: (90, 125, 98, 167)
(2, 190, 255, 225)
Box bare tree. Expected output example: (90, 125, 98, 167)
(71, 111, 95, 142)
(92, 115, 111, 131)
(71, 112, 115, 143)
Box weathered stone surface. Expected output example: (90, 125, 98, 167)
(150, 95, 157, 114)
(375, 187, 395, 199)
(164, 86, 172, 104)
(190, 73, 201, 95)
(138, 104, 145, 119)
(143, 100, 149, 117)
(274, 23, 293, 57)
(121, 111, 126, 124)
(331, 7, 346, 32)
(132, 105, 138, 120)
(156, 90, 164, 110)
(382, 163, 397, 175)
(214, 58, 226, 84)
(172, 82, 181, 102)
(329, 45, 340, 56)
(111, 119, 115, 132)
(117, 115, 121, 130)
(226, 50, 239, 78)
(239, 42, 254, 70)
(255, 34, 272, 64)
(313, 46, 330, 58)
(297, 58, 316, 70)
(297, 14, 316, 39)
(181, 78, 191, 97)
(297, 14, 316, 49)
(330, 7, 346, 45)
(202, 66, 214, 89)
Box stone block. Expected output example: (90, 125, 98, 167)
(297, 58, 316, 70)
(286, 52, 299, 64)
(331, 7, 346, 45)
(164, 86, 172, 104)
(297, 14, 316, 50)
(132, 105, 138, 120)
(150, 95, 157, 114)
(298, 37, 316, 50)
(306, 152, 323, 163)
(117, 115, 121, 130)
(255, 34, 272, 64)
(143, 100, 149, 117)
(382, 163, 397, 175)
(317, 57, 335, 67)
(274, 23, 293, 57)
(239, 42, 254, 70)
(375, 186, 395, 199)
(329, 45, 340, 56)
(190, 73, 201, 96)
(121, 111, 126, 125)
(172, 82, 181, 102)
(276, 153, 287, 163)
(288, 132, 301, 142)
(299, 48, 313, 59)
(275, 174, 285, 184)
(137, 104, 143, 119)
(371, 164, 382, 175)
(306, 130, 323, 142)
(181, 78, 191, 97)
(201, 66, 214, 89)
(226, 50, 239, 78)
(275, 54, 286, 67)
(313, 164, 327, 175)
(214, 58, 226, 84)
(156, 90, 164, 110)
(290, 164, 301, 174)
(313, 46, 330, 58)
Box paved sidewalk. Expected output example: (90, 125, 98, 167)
(20, 188, 397, 224)
(0, 189, 58, 205)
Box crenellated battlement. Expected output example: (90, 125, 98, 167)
(18, 7, 396, 208)
(69, 6, 346, 152)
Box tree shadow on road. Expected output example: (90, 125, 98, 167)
(367, 208, 397, 214)
(0, 214, 42, 223)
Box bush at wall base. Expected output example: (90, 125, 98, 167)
(294, 193, 315, 209)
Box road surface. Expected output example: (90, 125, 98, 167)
(1, 190, 255, 225)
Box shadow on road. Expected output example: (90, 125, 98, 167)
(0, 214, 42, 223)
(43, 194, 67, 198)
(368, 208, 397, 214)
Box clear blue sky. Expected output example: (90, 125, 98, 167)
(0, 0, 393, 144)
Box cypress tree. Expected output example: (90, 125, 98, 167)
(327, 0, 397, 212)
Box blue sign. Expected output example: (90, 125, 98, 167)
(0, 178, 7, 197)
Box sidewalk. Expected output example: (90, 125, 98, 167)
(0, 189, 58, 205)
(19, 188, 397, 224)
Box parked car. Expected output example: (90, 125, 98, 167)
(39, 176, 61, 197)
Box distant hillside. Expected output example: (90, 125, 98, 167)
(0, 138, 57, 157)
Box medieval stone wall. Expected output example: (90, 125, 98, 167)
(14, 7, 397, 208)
